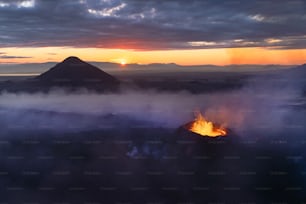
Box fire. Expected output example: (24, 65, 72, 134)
(187, 112, 227, 137)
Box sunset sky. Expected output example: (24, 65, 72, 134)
(0, 0, 306, 65)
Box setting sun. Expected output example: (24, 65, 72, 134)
(120, 59, 127, 66)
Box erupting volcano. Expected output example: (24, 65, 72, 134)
(185, 111, 227, 137)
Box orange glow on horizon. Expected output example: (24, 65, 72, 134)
(0, 47, 305, 66)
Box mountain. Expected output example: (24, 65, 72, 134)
(36, 56, 119, 84)
(0, 57, 120, 93)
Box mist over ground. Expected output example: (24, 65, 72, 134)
(0, 73, 305, 137)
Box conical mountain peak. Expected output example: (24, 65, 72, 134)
(36, 57, 119, 85)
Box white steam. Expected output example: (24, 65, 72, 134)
(0, 77, 304, 136)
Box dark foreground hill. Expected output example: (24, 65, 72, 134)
(0, 123, 304, 203)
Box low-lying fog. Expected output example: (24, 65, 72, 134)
(0, 75, 305, 137)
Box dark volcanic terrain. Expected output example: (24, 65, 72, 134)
(0, 59, 306, 203)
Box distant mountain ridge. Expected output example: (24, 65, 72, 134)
(0, 57, 305, 94)
(0, 60, 299, 76)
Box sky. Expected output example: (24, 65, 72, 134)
(0, 0, 306, 65)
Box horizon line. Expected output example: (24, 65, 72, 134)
(0, 60, 301, 67)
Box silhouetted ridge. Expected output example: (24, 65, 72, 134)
(36, 56, 119, 84)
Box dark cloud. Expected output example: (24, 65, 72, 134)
(0, 56, 32, 59)
(0, 52, 32, 59)
(0, 0, 305, 50)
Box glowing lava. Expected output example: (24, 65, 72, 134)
(186, 112, 227, 137)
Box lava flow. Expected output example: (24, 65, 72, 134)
(185, 112, 227, 137)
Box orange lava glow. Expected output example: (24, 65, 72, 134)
(186, 112, 227, 137)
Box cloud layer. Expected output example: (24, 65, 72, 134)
(0, 52, 32, 59)
(0, 0, 305, 50)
